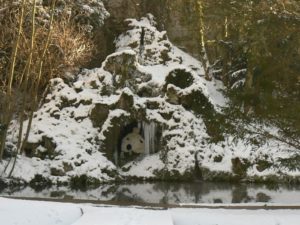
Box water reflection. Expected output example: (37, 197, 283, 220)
(1, 182, 300, 205)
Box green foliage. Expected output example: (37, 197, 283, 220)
(256, 159, 272, 172)
(180, 88, 228, 142)
(279, 155, 300, 171)
(201, 0, 300, 141)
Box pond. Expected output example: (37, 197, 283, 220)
(1, 181, 300, 205)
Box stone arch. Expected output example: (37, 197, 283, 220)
(117, 121, 144, 156)
(100, 117, 162, 167)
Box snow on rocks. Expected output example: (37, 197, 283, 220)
(1, 15, 299, 186)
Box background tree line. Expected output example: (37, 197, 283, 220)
(197, 0, 300, 145)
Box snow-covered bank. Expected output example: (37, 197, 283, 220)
(171, 208, 300, 225)
(0, 198, 81, 225)
(1, 197, 300, 225)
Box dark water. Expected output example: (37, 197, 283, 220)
(1, 182, 300, 205)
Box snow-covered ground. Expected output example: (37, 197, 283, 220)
(1, 197, 300, 225)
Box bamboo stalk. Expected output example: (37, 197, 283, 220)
(225, 16, 228, 38)
(8, 0, 37, 177)
(17, 0, 37, 151)
(35, 0, 56, 90)
(6, 0, 26, 98)
(8, 0, 57, 177)
(196, 0, 210, 80)
(19, 0, 57, 156)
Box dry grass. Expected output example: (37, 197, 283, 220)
(0, 1, 96, 91)
(0, 1, 98, 161)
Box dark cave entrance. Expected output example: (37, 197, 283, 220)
(114, 120, 161, 166)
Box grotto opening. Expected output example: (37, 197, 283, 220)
(114, 121, 160, 166)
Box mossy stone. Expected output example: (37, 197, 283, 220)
(24, 136, 58, 160)
(166, 85, 180, 104)
(101, 167, 118, 178)
(103, 51, 136, 78)
(60, 96, 77, 108)
(256, 159, 272, 172)
(63, 162, 74, 173)
(117, 91, 134, 110)
(50, 167, 65, 176)
(165, 69, 194, 89)
(180, 89, 213, 115)
(279, 155, 300, 171)
(90, 103, 110, 128)
(146, 100, 160, 109)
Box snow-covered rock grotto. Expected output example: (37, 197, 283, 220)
(1, 15, 300, 187)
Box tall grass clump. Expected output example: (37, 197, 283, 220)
(0, 0, 106, 174)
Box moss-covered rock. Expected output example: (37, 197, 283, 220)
(279, 155, 300, 171)
(166, 85, 180, 104)
(116, 91, 134, 110)
(103, 51, 136, 77)
(180, 89, 213, 115)
(50, 167, 65, 177)
(103, 51, 151, 91)
(165, 69, 194, 89)
(63, 162, 74, 173)
(60, 96, 77, 109)
(90, 103, 110, 128)
(101, 167, 118, 178)
(145, 100, 161, 110)
(256, 159, 272, 172)
(24, 136, 58, 160)
(179, 89, 226, 142)
(137, 83, 160, 97)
